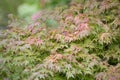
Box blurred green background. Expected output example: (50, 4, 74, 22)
(0, 0, 71, 28)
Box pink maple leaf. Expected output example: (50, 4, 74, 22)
(35, 39, 43, 45)
(31, 11, 42, 21)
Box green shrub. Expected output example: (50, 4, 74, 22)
(0, 0, 120, 80)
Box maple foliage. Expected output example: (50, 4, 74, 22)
(0, 0, 120, 80)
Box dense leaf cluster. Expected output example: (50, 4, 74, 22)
(0, 0, 120, 80)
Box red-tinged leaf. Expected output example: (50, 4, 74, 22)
(31, 11, 42, 21)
